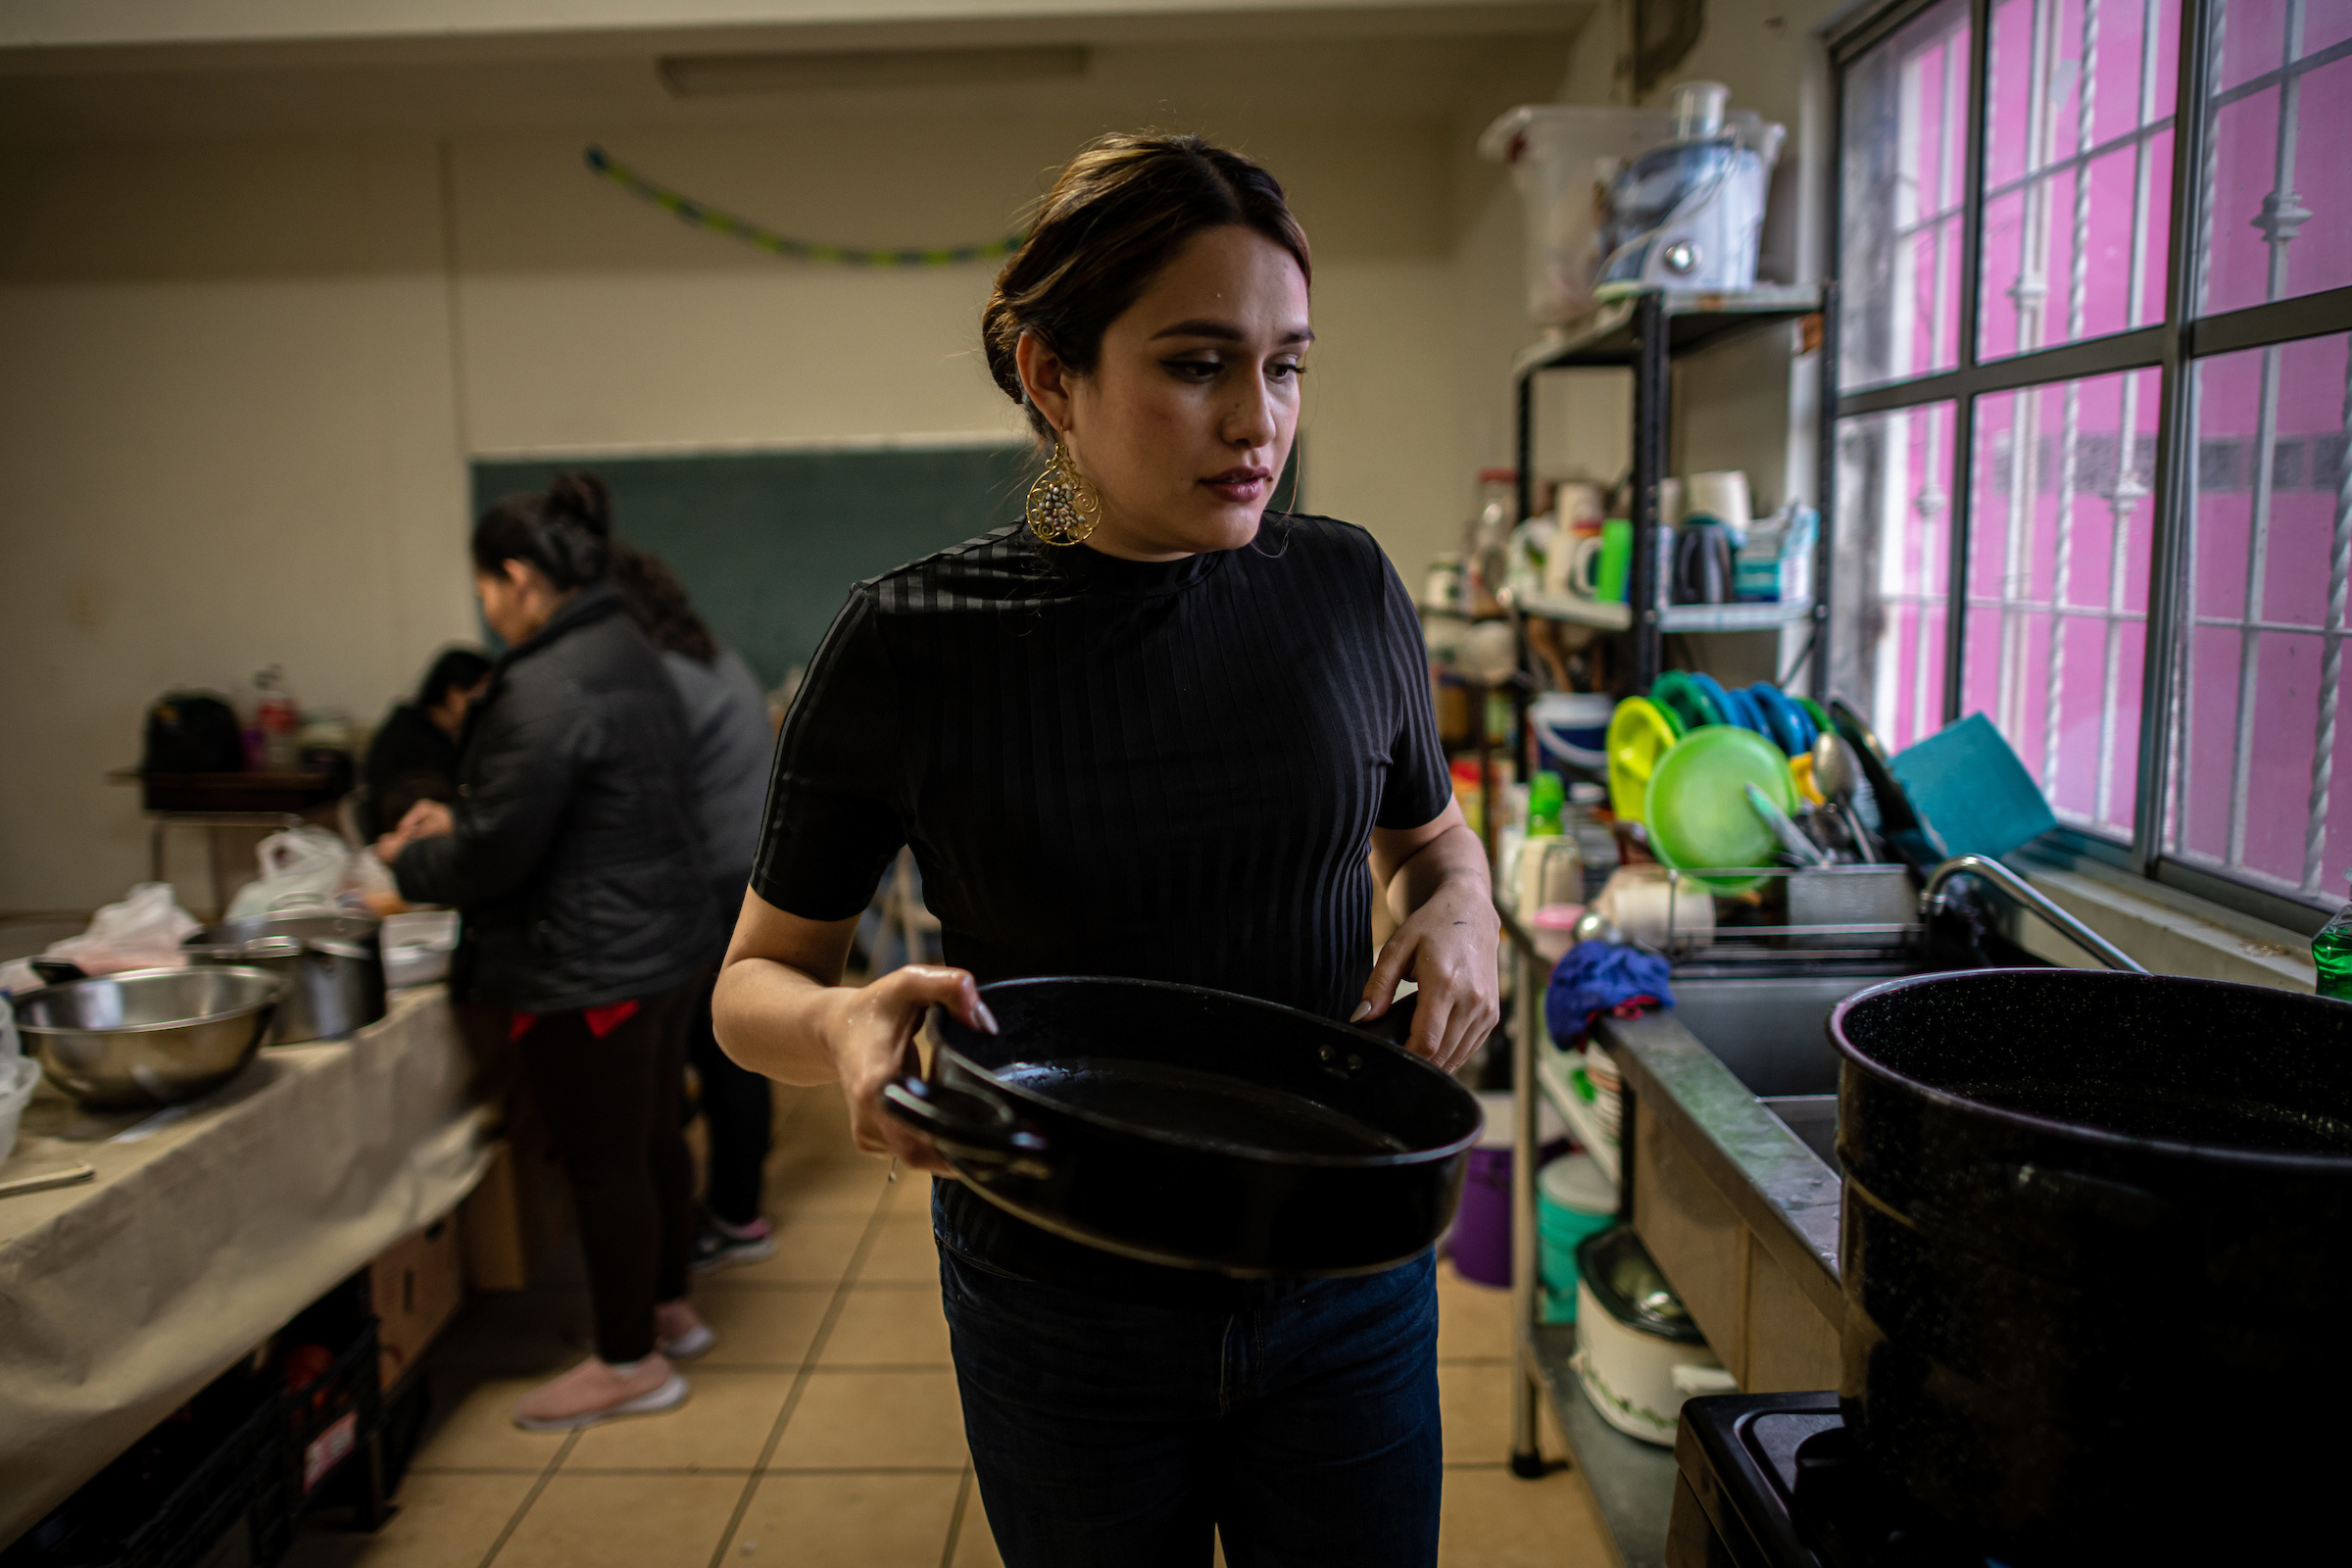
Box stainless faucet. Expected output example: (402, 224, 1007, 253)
(1920, 855, 2148, 974)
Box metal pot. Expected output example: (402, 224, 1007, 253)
(884, 976, 1483, 1278)
(1829, 968, 2352, 1561)
(184, 911, 385, 1045)
(14, 965, 285, 1108)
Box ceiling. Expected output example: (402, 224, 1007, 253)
(0, 2, 1592, 145)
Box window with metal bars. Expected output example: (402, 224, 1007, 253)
(1831, 0, 2352, 926)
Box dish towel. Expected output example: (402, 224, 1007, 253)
(1545, 944, 1675, 1043)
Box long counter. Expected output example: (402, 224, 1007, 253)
(0, 986, 492, 1546)
(1595, 1009, 1845, 1397)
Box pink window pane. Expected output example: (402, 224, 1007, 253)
(2197, 13, 2352, 318)
(1841, 0, 1972, 388)
(1962, 368, 2161, 838)
(1979, 0, 2180, 360)
(1838, 403, 1957, 754)
(2169, 331, 2352, 901)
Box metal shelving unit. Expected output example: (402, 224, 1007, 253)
(1510, 587, 1816, 636)
(1511, 284, 1835, 693)
(1498, 906, 1677, 1568)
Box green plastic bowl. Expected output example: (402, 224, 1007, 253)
(1643, 725, 1800, 892)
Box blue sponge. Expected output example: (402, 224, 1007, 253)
(1888, 712, 2057, 861)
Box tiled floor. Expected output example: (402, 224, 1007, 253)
(285, 1087, 1613, 1568)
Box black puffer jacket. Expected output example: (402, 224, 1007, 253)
(394, 585, 719, 1012)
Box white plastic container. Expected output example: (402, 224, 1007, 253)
(1531, 692, 1616, 772)
(0, 1004, 36, 1164)
(1481, 104, 1676, 326)
(382, 909, 461, 989)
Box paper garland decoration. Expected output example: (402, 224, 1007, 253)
(584, 145, 1026, 267)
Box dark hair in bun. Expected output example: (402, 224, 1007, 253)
(470, 469, 613, 590)
(982, 131, 1309, 443)
(611, 544, 719, 665)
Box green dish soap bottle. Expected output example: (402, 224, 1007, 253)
(2315, 874, 2352, 1001)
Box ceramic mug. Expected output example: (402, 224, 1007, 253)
(1425, 555, 1466, 613)
(1685, 470, 1751, 536)
(1554, 480, 1606, 531)
(1671, 520, 1736, 605)
(1548, 533, 1606, 598)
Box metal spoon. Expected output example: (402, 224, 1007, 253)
(1811, 732, 1879, 862)
(1811, 729, 1858, 803)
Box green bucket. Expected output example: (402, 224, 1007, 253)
(1536, 1152, 1617, 1315)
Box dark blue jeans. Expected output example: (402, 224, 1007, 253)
(939, 1248, 1441, 1568)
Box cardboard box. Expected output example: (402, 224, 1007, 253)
(458, 1091, 574, 1292)
(368, 1216, 466, 1392)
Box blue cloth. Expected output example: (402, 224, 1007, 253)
(940, 1246, 1441, 1568)
(1545, 943, 1676, 1041)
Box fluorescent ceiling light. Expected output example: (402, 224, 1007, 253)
(661, 45, 1090, 96)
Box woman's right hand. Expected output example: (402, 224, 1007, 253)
(824, 964, 998, 1175)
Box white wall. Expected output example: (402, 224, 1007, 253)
(0, 93, 1537, 911)
(1, 138, 476, 913)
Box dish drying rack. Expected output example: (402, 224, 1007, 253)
(1655, 863, 1923, 965)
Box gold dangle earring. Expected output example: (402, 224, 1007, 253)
(1025, 442, 1102, 546)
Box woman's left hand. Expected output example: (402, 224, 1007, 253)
(396, 800, 455, 841)
(372, 800, 455, 864)
(1357, 811, 1499, 1073)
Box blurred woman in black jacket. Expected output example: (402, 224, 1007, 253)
(377, 472, 721, 1430)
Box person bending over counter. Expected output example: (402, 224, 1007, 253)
(359, 647, 491, 841)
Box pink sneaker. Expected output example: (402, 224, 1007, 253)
(655, 1298, 714, 1360)
(691, 1214, 775, 1274)
(512, 1354, 687, 1431)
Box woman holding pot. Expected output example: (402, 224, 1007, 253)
(378, 472, 721, 1430)
(714, 134, 1496, 1566)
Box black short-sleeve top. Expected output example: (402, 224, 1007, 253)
(752, 514, 1451, 1301)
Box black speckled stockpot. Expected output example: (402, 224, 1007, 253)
(1830, 969, 2352, 1560)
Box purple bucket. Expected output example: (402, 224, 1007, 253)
(1449, 1146, 1513, 1286)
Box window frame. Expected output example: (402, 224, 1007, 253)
(1826, 0, 2352, 935)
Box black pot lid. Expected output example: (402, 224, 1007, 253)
(1575, 1225, 1706, 1344)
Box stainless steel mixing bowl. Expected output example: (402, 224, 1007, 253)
(13, 965, 285, 1108)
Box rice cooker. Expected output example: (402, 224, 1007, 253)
(1571, 1225, 1735, 1446)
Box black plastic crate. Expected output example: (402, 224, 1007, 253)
(3, 1380, 290, 1568)
(282, 1319, 382, 1503)
(118, 1395, 292, 1568)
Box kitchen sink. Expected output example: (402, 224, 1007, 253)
(1759, 1094, 1839, 1173)
(1667, 931, 2054, 1176)
(1665, 966, 1923, 1185)
(1668, 966, 1920, 1098)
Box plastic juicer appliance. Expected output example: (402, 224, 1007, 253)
(1594, 81, 1784, 299)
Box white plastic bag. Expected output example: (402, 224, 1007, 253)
(340, 842, 398, 904)
(227, 826, 355, 918)
(0, 998, 29, 1162)
(45, 883, 200, 974)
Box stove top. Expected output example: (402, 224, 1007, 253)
(1670, 1394, 2001, 1568)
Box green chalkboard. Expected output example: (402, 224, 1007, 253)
(471, 442, 1035, 689)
